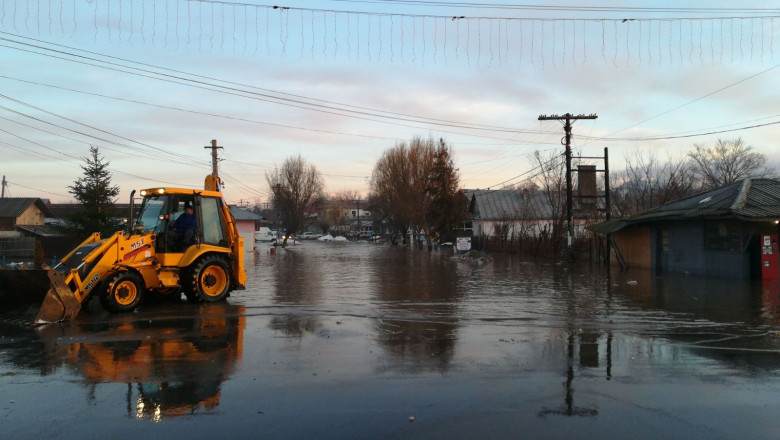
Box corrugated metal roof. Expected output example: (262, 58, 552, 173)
(587, 220, 628, 234)
(625, 178, 780, 222)
(589, 178, 780, 233)
(740, 179, 780, 218)
(466, 189, 555, 220)
(229, 206, 263, 221)
(0, 198, 54, 218)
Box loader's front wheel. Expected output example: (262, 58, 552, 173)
(101, 272, 144, 313)
(184, 255, 231, 303)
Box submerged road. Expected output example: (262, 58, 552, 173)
(1, 241, 779, 439)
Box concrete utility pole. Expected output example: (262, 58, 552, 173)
(538, 113, 598, 259)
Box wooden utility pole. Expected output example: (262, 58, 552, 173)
(1, 175, 6, 198)
(203, 139, 224, 192)
(205, 139, 222, 177)
(538, 113, 598, 259)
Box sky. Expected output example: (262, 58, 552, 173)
(2, 0, 780, 206)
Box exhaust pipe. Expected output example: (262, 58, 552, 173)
(128, 190, 136, 234)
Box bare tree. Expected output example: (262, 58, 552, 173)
(371, 142, 414, 244)
(371, 137, 431, 245)
(371, 137, 462, 248)
(266, 155, 324, 246)
(688, 138, 774, 188)
(612, 150, 699, 216)
(532, 150, 566, 248)
(492, 212, 514, 248)
(514, 187, 537, 251)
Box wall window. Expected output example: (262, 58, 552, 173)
(661, 229, 669, 252)
(705, 220, 742, 252)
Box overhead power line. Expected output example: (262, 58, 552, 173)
(0, 32, 551, 136)
(326, 0, 780, 16)
(6, 180, 71, 199)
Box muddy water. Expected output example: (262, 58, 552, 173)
(1, 241, 779, 439)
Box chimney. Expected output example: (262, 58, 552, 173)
(577, 165, 597, 212)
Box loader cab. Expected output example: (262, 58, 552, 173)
(134, 189, 230, 254)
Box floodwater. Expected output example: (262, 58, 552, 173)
(1, 241, 779, 439)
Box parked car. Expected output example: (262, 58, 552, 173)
(255, 227, 276, 242)
(300, 232, 322, 239)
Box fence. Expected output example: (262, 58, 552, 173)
(0, 237, 36, 268)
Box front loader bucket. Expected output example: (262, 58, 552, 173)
(34, 270, 82, 324)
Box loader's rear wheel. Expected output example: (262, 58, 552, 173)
(101, 272, 144, 313)
(184, 255, 232, 303)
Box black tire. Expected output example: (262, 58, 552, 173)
(100, 271, 144, 313)
(183, 255, 232, 303)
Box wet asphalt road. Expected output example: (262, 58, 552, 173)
(1, 241, 779, 439)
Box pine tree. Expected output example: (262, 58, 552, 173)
(67, 146, 122, 238)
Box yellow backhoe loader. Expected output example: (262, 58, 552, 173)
(34, 173, 245, 324)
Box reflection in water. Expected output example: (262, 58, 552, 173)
(2, 303, 245, 421)
(538, 332, 600, 418)
(374, 249, 464, 372)
(4, 243, 779, 431)
(266, 247, 326, 337)
(259, 243, 779, 380)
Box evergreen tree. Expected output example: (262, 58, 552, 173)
(67, 146, 122, 238)
(426, 138, 465, 246)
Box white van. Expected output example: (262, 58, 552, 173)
(255, 227, 276, 242)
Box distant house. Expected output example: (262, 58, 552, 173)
(229, 206, 263, 251)
(589, 178, 780, 279)
(0, 198, 54, 236)
(467, 166, 603, 240)
(467, 189, 556, 238)
(0, 198, 62, 264)
(466, 188, 600, 239)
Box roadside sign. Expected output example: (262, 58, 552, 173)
(456, 236, 472, 252)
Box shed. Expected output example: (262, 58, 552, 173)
(0, 198, 53, 231)
(229, 206, 263, 251)
(589, 178, 780, 278)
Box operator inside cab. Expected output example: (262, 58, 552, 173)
(171, 204, 197, 251)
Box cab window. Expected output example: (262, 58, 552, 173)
(135, 195, 169, 234)
(200, 197, 226, 246)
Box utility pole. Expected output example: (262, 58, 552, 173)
(205, 139, 222, 177)
(1, 175, 6, 198)
(355, 198, 361, 240)
(538, 113, 598, 260)
(204, 139, 224, 192)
